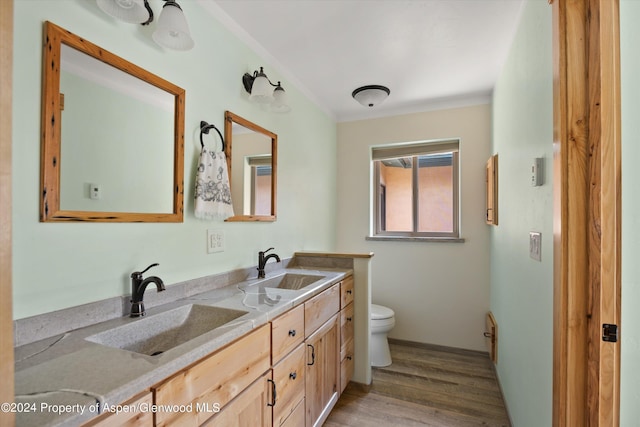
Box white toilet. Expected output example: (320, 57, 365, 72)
(370, 304, 396, 367)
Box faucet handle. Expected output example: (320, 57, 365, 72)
(262, 247, 275, 254)
(131, 263, 159, 279)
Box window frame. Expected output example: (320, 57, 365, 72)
(370, 139, 461, 241)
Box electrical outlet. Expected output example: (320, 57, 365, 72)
(89, 183, 101, 200)
(529, 232, 541, 261)
(207, 229, 225, 253)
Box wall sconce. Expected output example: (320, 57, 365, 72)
(242, 67, 291, 113)
(96, 0, 194, 51)
(352, 85, 390, 107)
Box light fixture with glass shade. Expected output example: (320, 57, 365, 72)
(243, 67, 291, 113)
(96, 0, 194, 51)
(152, 1, 194, 51)
(352, 85, 390, 107)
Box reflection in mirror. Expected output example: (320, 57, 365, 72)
(41, 21, 185, 222)
(59, 45, 175, 213)
(224, 111, 277, 221)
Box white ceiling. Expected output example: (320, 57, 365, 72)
(203, 0, 525, 122)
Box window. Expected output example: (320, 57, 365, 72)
(371, 140, 460, 240)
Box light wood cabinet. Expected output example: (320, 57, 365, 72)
(304, 283, 340, 337)
(82, 392, 153, 427)
(304, 283, 341, 427)
(203, 371, 273, 427)
(339, 301, 354, 393)
(87, 276, 354, 427)
(272, 343, 305, 426)
(305, 315, 339, 427)
(272, 304, 304, 363)
(152, 324, 271, 426)
(280, 399, 305, 427)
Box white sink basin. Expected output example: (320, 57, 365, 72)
(260, 273, 325, 290)
(85, 304, 247, 356)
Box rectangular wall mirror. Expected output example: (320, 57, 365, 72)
(40, 21, 185, 222)
(224, 111, 277, 222)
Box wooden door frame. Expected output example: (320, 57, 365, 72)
(0, 0, 14, 425)
(552, 0, 621, 425)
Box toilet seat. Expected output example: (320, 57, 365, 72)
(371, 304, 394, 320)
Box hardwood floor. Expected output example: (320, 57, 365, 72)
(325, 340, 511, 427)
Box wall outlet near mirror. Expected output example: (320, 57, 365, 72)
(207, 229, 225, 254)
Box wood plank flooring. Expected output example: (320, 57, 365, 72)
(325, 340, 511, 427)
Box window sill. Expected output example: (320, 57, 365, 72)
(366, 236, 465, 243)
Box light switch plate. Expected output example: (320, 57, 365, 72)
(529, 232, 542, 261)
(207, 229, 225, 253)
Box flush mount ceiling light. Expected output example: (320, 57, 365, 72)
(352, 85, 390, 107)
(96, 0, 194, 51)
(242, 67, 291, 113)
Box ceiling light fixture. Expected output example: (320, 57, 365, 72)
(96, 0, 194, 51)
(352, 85, 390, 107)
(242, 67, 291, 113)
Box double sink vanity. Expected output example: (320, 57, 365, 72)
(26, 19, 374, 427)
(14, 253, 372, 427)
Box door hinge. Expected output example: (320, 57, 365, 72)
(602, 323, 618, 343)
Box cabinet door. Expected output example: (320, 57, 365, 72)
(305, 314, 339, 427)
(203, 371, 273, 427)
(272, 344, 305, 426)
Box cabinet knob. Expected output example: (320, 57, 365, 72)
(288, 329, 296, 337)
(347, 317, 352, 322)
(346, 290, 352, 295)
(347, 355, 353, 360)
(289, 372, 297, 380)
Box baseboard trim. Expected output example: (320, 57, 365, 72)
(346, 381, 372, 393)
(388, 338, 490, 358)
(490, 362, 514, 427)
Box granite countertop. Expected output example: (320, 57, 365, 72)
(13, 267, 349, 427)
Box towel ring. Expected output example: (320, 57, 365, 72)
(200, 121, 225, 152)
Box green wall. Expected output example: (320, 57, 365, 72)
(12, 0, 337, 319)
(490, 1, 553, 425)
(620, 1, 640, 424)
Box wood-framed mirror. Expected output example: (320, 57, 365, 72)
(224, 111, 277, 222)
(40, 21, 185, 222)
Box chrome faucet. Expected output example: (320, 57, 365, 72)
(130, 263, 165, 317)
(257, 248, 281, 279)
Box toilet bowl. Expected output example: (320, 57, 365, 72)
(370, 304, 395, 367)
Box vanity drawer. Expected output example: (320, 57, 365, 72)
(340, 275, 354, 308)
(340, 343, 355, 394)
(280, 398, 305, 427)
(272, 304, 304, 363)
(153, 324, 271, 426)
(340, 302, 354, 349)
(305, 283, 340, 337)
(82, 391, 152, 427)
(272, 343, 305, 426)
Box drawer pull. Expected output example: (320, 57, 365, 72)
(267, 379, 277, 407)
(346, 290, 352, 295)
(346, 317, 353, 322)
(347, 355, 353, 361)
(289, 372, 297, 380)
(288, 329, 296, 337)
(307, 344, 316, 366)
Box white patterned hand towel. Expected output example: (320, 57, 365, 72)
(194, 148, 234, 220)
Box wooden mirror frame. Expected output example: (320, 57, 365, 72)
(224, 111, 277, 222)
(40, 21, 185, 222)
